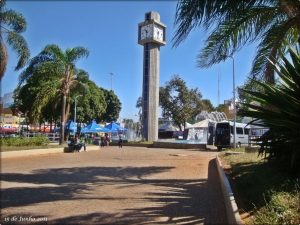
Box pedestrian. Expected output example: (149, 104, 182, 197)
(100, 136, 105, 148)
(105, 133, 110, 146)
(80, 135, 86, 151)
(118, 134, 123, 148)
(74, 135, 82, 152)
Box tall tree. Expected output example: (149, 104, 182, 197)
(201, 99, 214, 112)
(70, 80, 107, 124)
(173, 0, 300, 83)
(0, 0, 30, 81)
(159, 75, 203, 130)
(101, 89, 121, 123)
(135, 96, 143, 136)
(19, 44, 89, 144)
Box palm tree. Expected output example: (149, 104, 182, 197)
(19, 44, 89, 144)
(0, 0, 30, 81)
(173, 0, 300, 83)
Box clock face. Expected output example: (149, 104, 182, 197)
(140, 24, 153, 40)
(154, 25, 164, 41)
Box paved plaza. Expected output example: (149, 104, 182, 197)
(1, 147, 227, 224)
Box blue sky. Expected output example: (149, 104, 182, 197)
(3, 1, 256, 120)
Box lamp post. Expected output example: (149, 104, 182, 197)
(228, 55, 236, 150)
(74, 95, 82, 125)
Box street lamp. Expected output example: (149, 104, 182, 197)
(228, 55, 236, 150)
(74, 95, 82, 125)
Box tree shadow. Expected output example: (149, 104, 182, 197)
(1, 166, 174, 209)
(1, 160, 226, 224)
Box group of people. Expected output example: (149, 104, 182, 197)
(68, 135, 86, 152)
(68, 132, 124, 151)
(99, 133, 110, 147)
(99, 133, 123, 148)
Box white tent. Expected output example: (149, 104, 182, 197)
(159, 122, 179, 131)
(185, 122, 193, 128)
(186, 119, 216, 144)
(189, 119, 215, 128)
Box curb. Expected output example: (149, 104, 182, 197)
(216, 155, 243, 225)
(1, 145, 101, 159)
(1, 147, 64, 159)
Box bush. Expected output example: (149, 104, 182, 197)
(240, 48, 300, 174)
(0, 136, 49, 146)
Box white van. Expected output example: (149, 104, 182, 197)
(215, 121, 249, 150)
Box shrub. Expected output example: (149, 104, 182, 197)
(1, 136, 49, 146)
(240, 48, 300, 174)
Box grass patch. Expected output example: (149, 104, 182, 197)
(223, 147, 246, 153)
(220, 152, 300, 224)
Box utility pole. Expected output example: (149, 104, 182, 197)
(228, 56, 236, 151)
(74, 95, 82, 125)
(218, 66, 220, 107)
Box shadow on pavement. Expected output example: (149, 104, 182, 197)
(1, 160, 226, 224)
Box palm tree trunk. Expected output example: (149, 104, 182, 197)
(50, 119, 53, 133)
(59, 94, 67, 145)
(65, 99, 70, 123)
(0, 42, 7, 81)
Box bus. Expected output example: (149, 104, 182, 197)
(215, 121, 249, 150)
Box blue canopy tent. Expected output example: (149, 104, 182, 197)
(81, 120, 111, 133)
(105, 122, 128, 142)
(66, 120, 77, 133)
(105, 122, 128, 133)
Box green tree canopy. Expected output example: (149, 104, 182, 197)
(174, 0, 300, 83)
(100, 89, 121, 123)
(0, 0, 30, 81)
(159, 75, 203, 130)
(14, 64, 61, 124)
(69, 80, 107, 124)
(201, 99, 214, 112)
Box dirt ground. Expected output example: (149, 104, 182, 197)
(1, 146, 227, 224)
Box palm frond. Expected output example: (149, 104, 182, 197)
(6, 31, 30, 70)
(0, 9, 26, 32)
(31, 80, 60, 122)
(197, 7, 282, 67)
(173, 0, 277, 47)
(173, 0, 300, 83)
(41, 44, 65, 62)
(250, 18, 298, 81)
(18, 54, 52, 85)
(66, 47, 89, 63)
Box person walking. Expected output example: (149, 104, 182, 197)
(105, 133, 110, 146)
(118, 134, 123, 148)
(80, 135, 86, 151)
(100, 136, 105, 148)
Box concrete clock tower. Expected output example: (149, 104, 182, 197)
(138, 11, 166, 142)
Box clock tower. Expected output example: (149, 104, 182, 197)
(138, 11, 166, 142)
